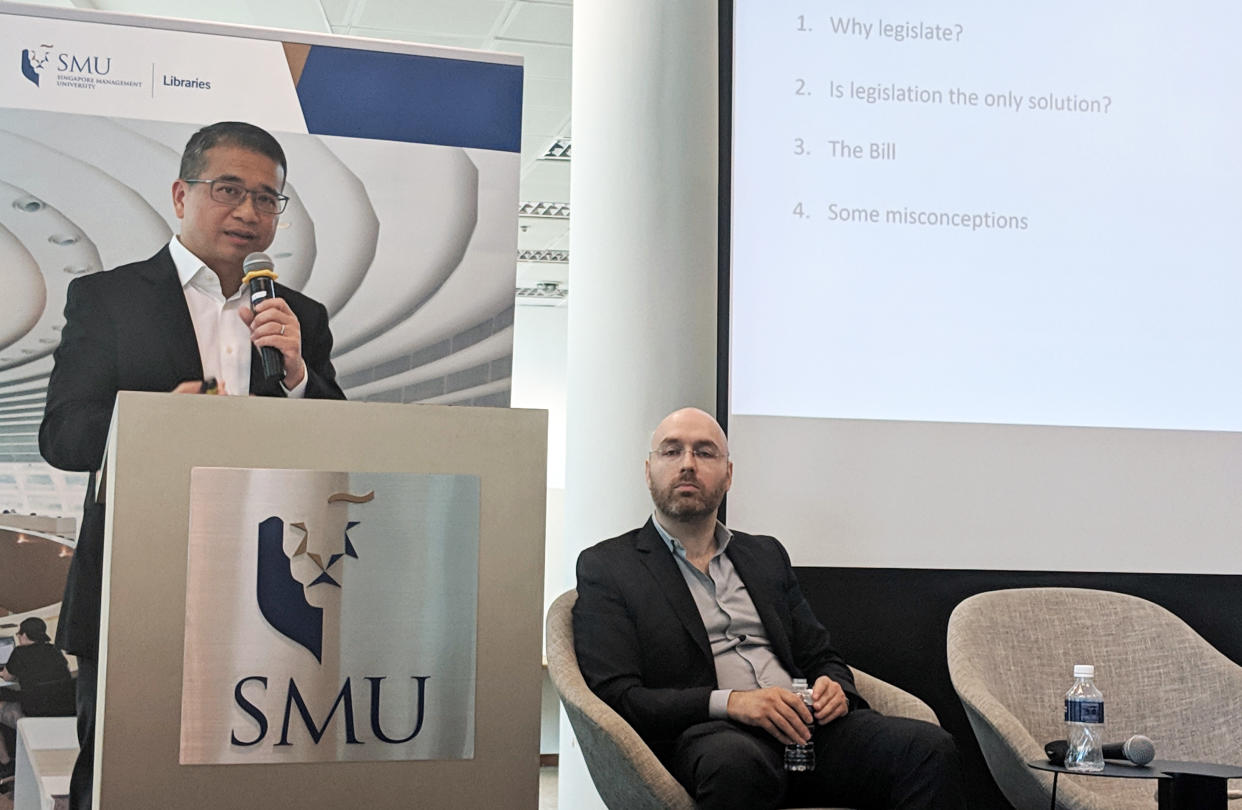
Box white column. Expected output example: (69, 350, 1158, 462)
(560, 1, 720, 807)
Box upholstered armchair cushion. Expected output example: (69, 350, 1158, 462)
(948, 587, 1242, 810)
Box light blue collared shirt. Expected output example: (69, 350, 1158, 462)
(653, 515, 794, 719)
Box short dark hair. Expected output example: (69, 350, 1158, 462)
(18, 616, 49, 643)
(179, 121, 287, 187)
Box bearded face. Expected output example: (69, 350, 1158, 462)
(648, 463, 729, 521)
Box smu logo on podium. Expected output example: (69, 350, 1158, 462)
(255, 494, 366, 662)
(230, 490, 430, 749)
(180, 469, 480, 765)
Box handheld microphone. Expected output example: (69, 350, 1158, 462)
(1044, 734, 1155, 766)
(241, 252, 284, 382)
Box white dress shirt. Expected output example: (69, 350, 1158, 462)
(168, 237, 306, 397)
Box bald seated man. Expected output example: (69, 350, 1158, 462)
(572, 408, 965, 810)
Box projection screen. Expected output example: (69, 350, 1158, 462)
(726, 0, 1242, 575)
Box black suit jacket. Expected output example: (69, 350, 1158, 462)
(39, 246, 346, 658)
(572, 519, 865, 760)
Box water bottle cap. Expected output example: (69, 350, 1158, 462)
(792, 677, 808, 689)
(1073, 664, 1095, 678)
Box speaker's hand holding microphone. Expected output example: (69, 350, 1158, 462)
(240, 252, 305, 388)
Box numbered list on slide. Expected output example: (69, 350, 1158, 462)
(730, 1, 1242, 431)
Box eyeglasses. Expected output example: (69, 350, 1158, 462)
(649, 444, 728, 464)
(182, 178, 289, 215)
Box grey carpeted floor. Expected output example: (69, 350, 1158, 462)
(0, 767, 557, 810)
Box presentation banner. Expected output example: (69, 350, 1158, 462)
(0, 1, 523, 524)
(0, 14, 307, 129)
(180, 468, 479, 764)
(0, 7, 522, 146)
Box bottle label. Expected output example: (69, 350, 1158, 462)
(1064, 698, 1104, 723)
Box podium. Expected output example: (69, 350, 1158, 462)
(93, 392, 547, 808)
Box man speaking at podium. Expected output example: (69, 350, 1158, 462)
(39, 121, 345, 809)
(573, 408, 965, 810)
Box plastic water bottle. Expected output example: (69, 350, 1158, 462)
(784, 678, 815, 772)
(1064, 664, 1104, 772)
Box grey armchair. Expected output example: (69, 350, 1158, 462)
(545, 588, 940, 810)
(947, 587, 1242, 810)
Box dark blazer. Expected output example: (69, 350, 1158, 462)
(39, 245, 346, 659)
(572, 519, 865, 760)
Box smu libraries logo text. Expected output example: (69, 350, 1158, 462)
(20, 45, 51, 86)
(18, 43, 143, 91)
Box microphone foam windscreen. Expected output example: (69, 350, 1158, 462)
(243, 252, 274, 274)
(1125, 735, 1155, 766)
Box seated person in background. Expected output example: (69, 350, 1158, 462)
(0, 617, 74, 779)
(573, 407, 966, 810)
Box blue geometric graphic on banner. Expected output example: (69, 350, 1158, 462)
(296, 46, 523, 152)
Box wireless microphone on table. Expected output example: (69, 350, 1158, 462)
(1045, 734, 1156, 766)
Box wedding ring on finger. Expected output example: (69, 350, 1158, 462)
(280, 324, 286, 336)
